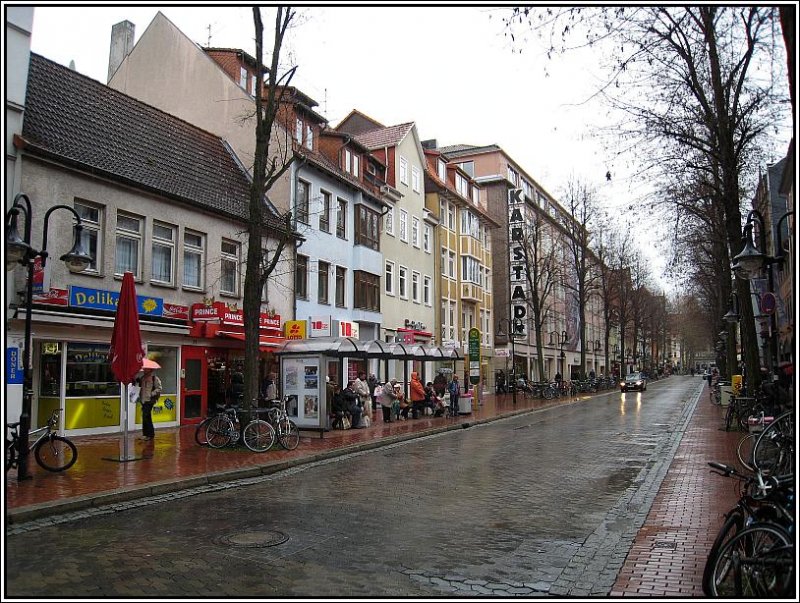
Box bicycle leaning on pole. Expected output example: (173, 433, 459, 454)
(6, 408, 77, 472)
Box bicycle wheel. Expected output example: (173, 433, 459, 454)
(752, 410, 794, 475)
(709, 523, 793, 597)
(542, 387, 555, 400)
(277, 418, 300, 450)
(702, 508, 745, 596)
(242, 419, 275, 452)
(194, 417, 211, 446)
(736, 433, 756, 472)
(725, 402, 736, 431)
(206, 415, 233, 449)
(6, 438, 17, 471)
(34, 435, 77, 472)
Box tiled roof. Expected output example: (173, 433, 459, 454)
(438, 143, 501, 157)
(21, 53, 257, 221)
(353, 122, 414, 150)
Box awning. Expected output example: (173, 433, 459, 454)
(218, 331, 285, 350)
(275, 337, 460, 360)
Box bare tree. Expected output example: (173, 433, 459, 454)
(242, 7, 298, 411)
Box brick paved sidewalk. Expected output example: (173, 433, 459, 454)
(610, 382, 744, 596)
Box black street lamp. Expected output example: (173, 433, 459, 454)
(732, 209, 793, 380)
(550, 330, 568, 377)
(6, 193, 92, 481)
(497, 317, 524, 405)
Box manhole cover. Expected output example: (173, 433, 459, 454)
(653, 541, 677, 550)
(214, 530, 289, 548)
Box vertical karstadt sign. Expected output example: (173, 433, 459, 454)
(508, 189, 527, 339)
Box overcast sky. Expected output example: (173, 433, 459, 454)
(23, 5, 793, 293)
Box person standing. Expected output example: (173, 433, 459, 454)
(353, 371, 372, 422)
(367, 373, 379, 411)
(409, 371, 426, 419)
(448, 375, 461, 417)
(378, 378, 399, 423)
(138, 367, 162, 440)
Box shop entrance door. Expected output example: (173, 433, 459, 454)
(181, 346, 206, 424)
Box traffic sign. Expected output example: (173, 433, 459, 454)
(761, 292, 777, 315)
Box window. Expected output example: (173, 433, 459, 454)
(458, 160, 475, 177)
(345, 151, 359, 177)
(183, 230, 204, 289)
(251, 75, 257, 97)
(448, 251, 456, 278)
(423, 224, 432, 253)
(354, 270, 380, 311)
(437, 158, 447, 181)
(295, 254, 308, 299)
(398, 266, 408, 299)
(220, 239, 239, 295)
(336, 198, 347, 238)
(385, 206, 395, 236)
(471, 186, 480, 204)
(411, 216, 420, 248)
(462, 256, 481, 284)
(319, 190, 331, 232)
(507, 165, 519, 186)
(240, 67, 248, 89)
(345, 149, 352, 173)
(151, 222, 175, 285)
(411, 271, 420, 303)
(318, 260, 329, 304)
(114, 212, 142, 277)
(455, 173, 468, 198)
(296, 180, 310, 225)
(295, 118, 303, 144)
(441, 248, 447, 276)
(335, 266, 346, 307)
(399, 209, 408, 242)
(74, 201, 101, 273)
(399, 156, 409, 185)
(447, 203, 455, 231)
(411, 166, 421, 193)
(355, 205, 380, 251)
(460, 209, 480, 239)
(439, 200, 447, 227)
(385, 260, 395, 295)
(423, 275, 432, 306)
(522, 178, 533, 199)
(305, 125, 313, 150)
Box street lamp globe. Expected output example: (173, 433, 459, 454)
(732, 231, 766, 280)
(5, 217, 30, 269)
(60, 225, 92, 272)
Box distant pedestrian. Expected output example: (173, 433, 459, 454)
(448, 375, 461, 416)
(378, 379, 400, 423)
(367, 373, 379, 411)
(353, 371, 371, 421)
(137, 367, 162, 441)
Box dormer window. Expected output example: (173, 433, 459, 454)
(455, 173, 468, 198)
(344, 149, 359, 177)
(437, 159, 447, 181)
(305, 125, 313, 150)
(295, 118, 303, 144)
(240, 67, 248, 89)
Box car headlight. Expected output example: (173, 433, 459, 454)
(636, 381, 642, 385)
(620, 382, 625, 387)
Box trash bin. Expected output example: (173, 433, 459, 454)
(459, 393, 473, 415)
(732, 374, 743, 395)
(720, 385, 733, 407)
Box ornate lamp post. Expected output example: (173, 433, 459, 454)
(6, 193, 92, 481)
(497, 318, 524, 405)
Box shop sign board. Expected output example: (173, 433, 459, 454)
(508, 189, 528, 338)
(7, 348, 22, 384)
(338, 320, 360, 338)
(284, 320, 307, 340)
(309, 315, 332, 337)
(69, 285, 163, 316)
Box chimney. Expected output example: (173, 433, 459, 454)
(107, 20, 135, 83)
(421, 139, 438, 150)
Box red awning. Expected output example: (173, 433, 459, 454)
(217, 331, 284, 351)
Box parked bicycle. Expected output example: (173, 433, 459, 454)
(263, 396, 300, 450)
(6, 408, 77, 472)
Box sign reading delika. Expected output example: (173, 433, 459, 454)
(69, 285, 163, 316)
(508, 188, 527, 338)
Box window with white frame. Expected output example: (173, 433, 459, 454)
(448, 300, 456, 340)
(399, 209, 408, 242)
(295, 118, 303, 144)
(74, 200, 101, 273)
(352, 154, 359, 177)
(398, 265, 408, 299)
(251, 75, 257, 97)
(455, 173, 468, 198)
(240, 67, 248, 89)
(439, 200, 447, 228)
(296, 179, 310, 224)
(447, 202, 455, 231)
(399, 156, 409, 186)
(385, 260, 395, 295)
(423, 275, 431, 306)
(336, 198, 347, 238)
(412, 271, 420, 303)
(183, 230, 205, 290)
(411, 216, 420, 248)
(151, 221, 175, 285)
(220, 239, 239, 295)
(423, 224, 432, 253)
(114, 212, 142, 277)
(507, 165, 519, 186)
(460, 209, 480, 240)
(319, 190, 331, 232)
(471, 186, 480, 204)
(448, 251, 456, 278)
(345, 149, 352, 174)
(462, 256, 481, 284)
(522, 178, 533, 199)
(411, 166, 420, 193)
(441, 247, 447, 276)
(305, 125, 313, 150)
(485, 268, 491, 294)
(318, 260, 329, 304)
(295, 254, 308, 299)
(385, 206, 395, 236)
(335, 266, 346, 307)
(437, 158, 447, 181)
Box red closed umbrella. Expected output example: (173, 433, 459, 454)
(110, 271, 144, 384)
(105, 272, 144, 462)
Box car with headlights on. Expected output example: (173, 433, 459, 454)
(620, 372, 647, 392)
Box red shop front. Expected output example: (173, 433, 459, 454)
(182, 302, 284, 423)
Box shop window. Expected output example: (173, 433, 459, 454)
(39, 342, 62, 397)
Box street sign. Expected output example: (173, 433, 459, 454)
(761, 292, 776, 315)
(468, 327, 481, 385)
(495, 348, 510, 358)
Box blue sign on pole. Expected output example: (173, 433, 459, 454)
(7, 348, 23, 384)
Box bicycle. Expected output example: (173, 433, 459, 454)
(751, 409, 794, 477)
(6, 408, 77, 472)
(264, 397, 300, 450)
(205, 403, 277, 452)
(194, 403, 229, 446)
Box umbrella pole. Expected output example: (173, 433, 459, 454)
(102, 382, 142, 463)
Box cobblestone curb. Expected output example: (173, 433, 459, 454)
(549, 381, 704, 596)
